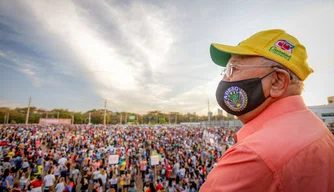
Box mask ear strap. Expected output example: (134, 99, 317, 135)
(261, 70, 275, 80)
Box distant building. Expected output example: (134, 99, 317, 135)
(308, 97, 334, 126)
(227, 113, 235, 120)
(328, 96, 334, 105)
(204, 97, 334, 127)
(208, 111, 213, 117)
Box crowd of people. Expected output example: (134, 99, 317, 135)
(0, 124, 238, 192)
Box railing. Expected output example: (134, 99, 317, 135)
(200, 120, 243, 128)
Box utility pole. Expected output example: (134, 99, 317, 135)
(25, 97, 31, 124)
(88, 112, 91, 124)
(104, 100, 107, 125)
(169, 113, 171, 124)
(71, 113, 74, 125)
(208, 99, 210, 114)
(125, 113, 127, 124)
(4, 113, 8, 124)
(6, 113, 9, 124)
(175, 114, 177, 124)
(120, 113, 122, 124)
(208, 99, 211, 123)
(156, 113, 158, 124)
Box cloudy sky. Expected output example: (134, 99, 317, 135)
(0, 0, 333, 115)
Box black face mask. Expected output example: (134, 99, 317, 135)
(216, 71, 274, 116)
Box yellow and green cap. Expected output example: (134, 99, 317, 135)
(210, 29, 313, 81)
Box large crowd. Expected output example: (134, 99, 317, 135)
(0, 124, 238, 192)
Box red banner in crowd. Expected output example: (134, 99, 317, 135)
(39, 118, 71, 125)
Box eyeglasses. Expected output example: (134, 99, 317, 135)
(221, 63, 278, 78)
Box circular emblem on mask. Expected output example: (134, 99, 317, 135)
(223, 86, 248, 112)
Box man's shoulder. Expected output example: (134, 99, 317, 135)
(240, 109, 332, 170)
(202, 144, 275, 191)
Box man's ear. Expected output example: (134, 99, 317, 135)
(269, 69, 290, 98)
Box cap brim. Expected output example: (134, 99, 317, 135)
(210, 43, 259, 67)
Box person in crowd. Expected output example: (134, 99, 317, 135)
(80, 169, 89, 192)
(12, 182, 22, 192)
(55, 177, 66, 192)
(98, 169, 107, 191)
(30, 175, 43, 192)
(19, 172, 29, 190)
(71, 165, 80, 185)
(146, 182, 156, 192)
(65, 178, 75, 192)
(93, 178, 103, 192)
(128, 182, 136, 192)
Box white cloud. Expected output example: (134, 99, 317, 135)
(0, 0, 333, 114)
(0, 50, 6, 58)
(0, 98, 25, 108)
(0, 50, 58, 88)
(20, 0, 194, 113)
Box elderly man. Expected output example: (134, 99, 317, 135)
(200, 29, 334, 192)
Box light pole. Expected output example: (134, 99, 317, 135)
(103, 100, 107, 125)
(25, 97, 31, 124)
(71, 113, 74, 125)
(88, 112, 91, 124)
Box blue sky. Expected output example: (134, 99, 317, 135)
(0, 0, 333, 115)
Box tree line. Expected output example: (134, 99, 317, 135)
(0, 107, 232, 125)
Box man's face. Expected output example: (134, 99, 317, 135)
(222, 55, 275, 98)
(223, 55, 274, 82)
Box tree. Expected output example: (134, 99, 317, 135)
(0, 106, 209, 125)
(74, 112, 85, 124)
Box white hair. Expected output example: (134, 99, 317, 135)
(262, 57, 304, 94)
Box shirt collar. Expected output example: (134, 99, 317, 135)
(237, 95, 308, 142)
